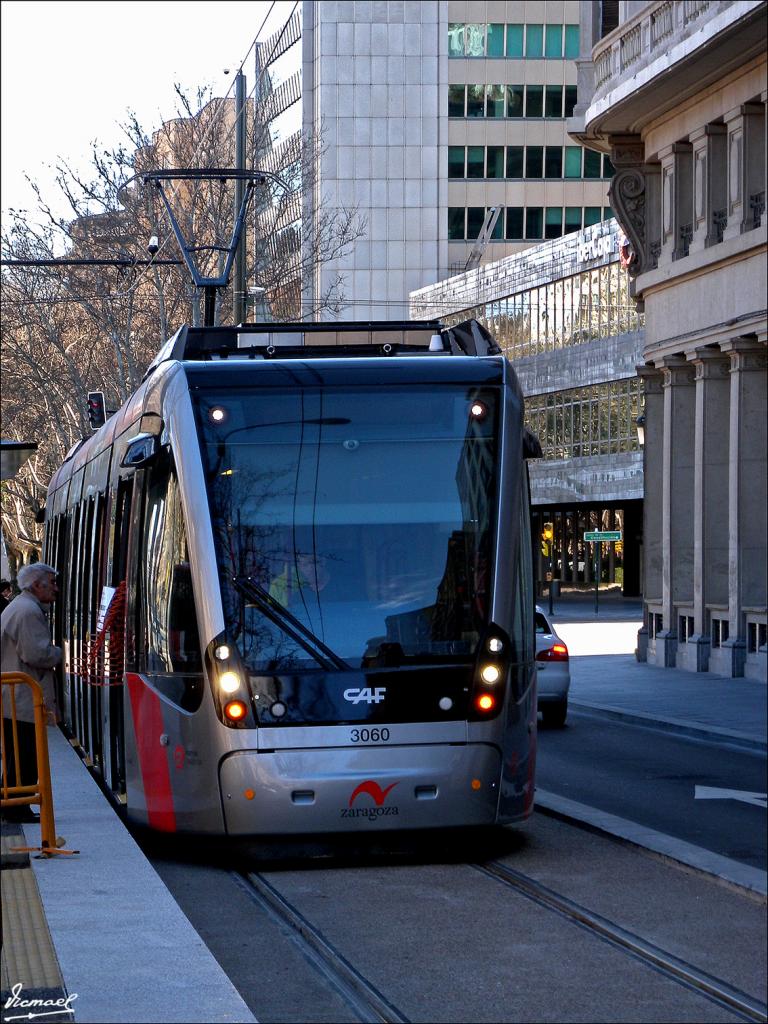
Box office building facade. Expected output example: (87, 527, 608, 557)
(302, 1, 612, 318)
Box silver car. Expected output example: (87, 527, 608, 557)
(535, 605, 570, 727)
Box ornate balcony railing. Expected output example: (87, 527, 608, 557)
(683, 0, 711, 24)
(651, 2, 675, 46)
(620, 24, 643, 71)
(588, 1, 752, 108)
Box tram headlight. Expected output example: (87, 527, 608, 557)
(219, 670, 241, 694)
(209, 406, 228, 424)
(205, 633, 255, 728)
(480, 664, 501, 684)
(487, 637, 504, 653)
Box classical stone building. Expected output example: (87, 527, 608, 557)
(570, 0, 767, 680)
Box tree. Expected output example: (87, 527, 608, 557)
(0, 84, 365, 564)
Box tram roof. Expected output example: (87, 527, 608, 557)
(143, 318, 502, 380)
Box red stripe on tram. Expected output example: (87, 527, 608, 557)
(126, 673, 177, 832)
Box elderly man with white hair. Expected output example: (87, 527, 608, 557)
(1, 561, 61, 822)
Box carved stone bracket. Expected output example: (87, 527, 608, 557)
(607, 134, 663, 281)
(608, 168, 647, 277)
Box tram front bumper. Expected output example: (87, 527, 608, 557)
(219, 743, 502, 834)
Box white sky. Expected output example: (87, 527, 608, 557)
(0, 0, 296, 220)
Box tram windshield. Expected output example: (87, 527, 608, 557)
(193, 385, 499, 672)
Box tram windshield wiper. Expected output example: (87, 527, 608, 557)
(232, 576, 351, 672)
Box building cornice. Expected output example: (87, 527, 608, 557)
(580, 1, 767, 146)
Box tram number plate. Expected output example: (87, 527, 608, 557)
(349, 727, 391, 743)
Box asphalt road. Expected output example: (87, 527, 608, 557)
(536, 709, 768, 871)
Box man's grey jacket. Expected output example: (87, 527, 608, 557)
(1, 591, 62, 722)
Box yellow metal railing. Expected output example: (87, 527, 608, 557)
(1, 671, 76, 856)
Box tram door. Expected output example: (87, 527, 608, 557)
(103, 478, 133, 796)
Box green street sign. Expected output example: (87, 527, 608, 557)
(584, 530, 622, 542)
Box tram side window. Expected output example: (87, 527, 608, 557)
(139, 450, 203, 712)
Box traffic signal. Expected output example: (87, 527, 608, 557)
(87, 391, 106, 430)
(541, 521, 554, 557)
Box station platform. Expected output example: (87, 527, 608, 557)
(2, 631, 765, 1022)
(0, 727, 256, 1024)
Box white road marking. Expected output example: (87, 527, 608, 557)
(695, 786, 767, 808)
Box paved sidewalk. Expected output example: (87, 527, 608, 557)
(551, 603, 767, 749)
(1, 728, 256, 1024)
(565, 653, 767, 748)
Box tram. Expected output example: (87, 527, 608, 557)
(44, 319, 538, 834)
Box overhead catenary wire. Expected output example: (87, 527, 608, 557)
(112, 0, 300, 301)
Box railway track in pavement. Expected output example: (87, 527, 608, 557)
(224, 845, 766, 1023)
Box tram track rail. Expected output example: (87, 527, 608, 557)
(231, 856, 766, 1024)
(473, 860, 768, 1024)
(232, 870, 411, 1024)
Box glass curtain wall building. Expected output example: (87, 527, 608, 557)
(412, 218, 645, 595)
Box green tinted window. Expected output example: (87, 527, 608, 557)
(490, 208, 503, 239)
(487, 23, 504, 56)
(448, 147, 465, 178)
(545, 86, 563, 117)
(507, 84, 524, 117)
(564, 147, 582, 177)
(466, 85, 484, 118)
(465, 24, 485, 56)
(506, 24, 524, 57)
(448, 85, 465, 117)
(448, 24, 464, 56)
(526, 24, 543, 57)
(584, 207, 602, 226)
(545, 207, 563, 239)
(545, 147, 562, 178)
(486, 85, 505, 117)
(526, 207, 543, 239)
(526, 85, 543, 118)
(526, 147, 543, 178)
(604, 206, 614, 221)
(467, 207, 485, 237)
(603, 156, 616, 177)
(506, 146, 524, 177)
(565, 208, 582, 233)
(564, 86, 578, 118)
(506, 208, 524, 239)
(448, 208, 465, 239)
(487, 147, 505, 178)
(545, 25, 562, 57)
(467, 146, 484, 178)
(584, 150, 602, 178)
(564, 25, 580, 59)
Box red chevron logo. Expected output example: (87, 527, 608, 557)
(348, 780, 399, 807)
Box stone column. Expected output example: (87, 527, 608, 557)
(636, 365, 663, 661)
(688, 124, 727, 253)
(657, 358, 696, 668)
(710, 340, 768, 676)
(684, 347, 731, 671)
(659, 143, 694, 264)
(723, 103, 765, 241)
